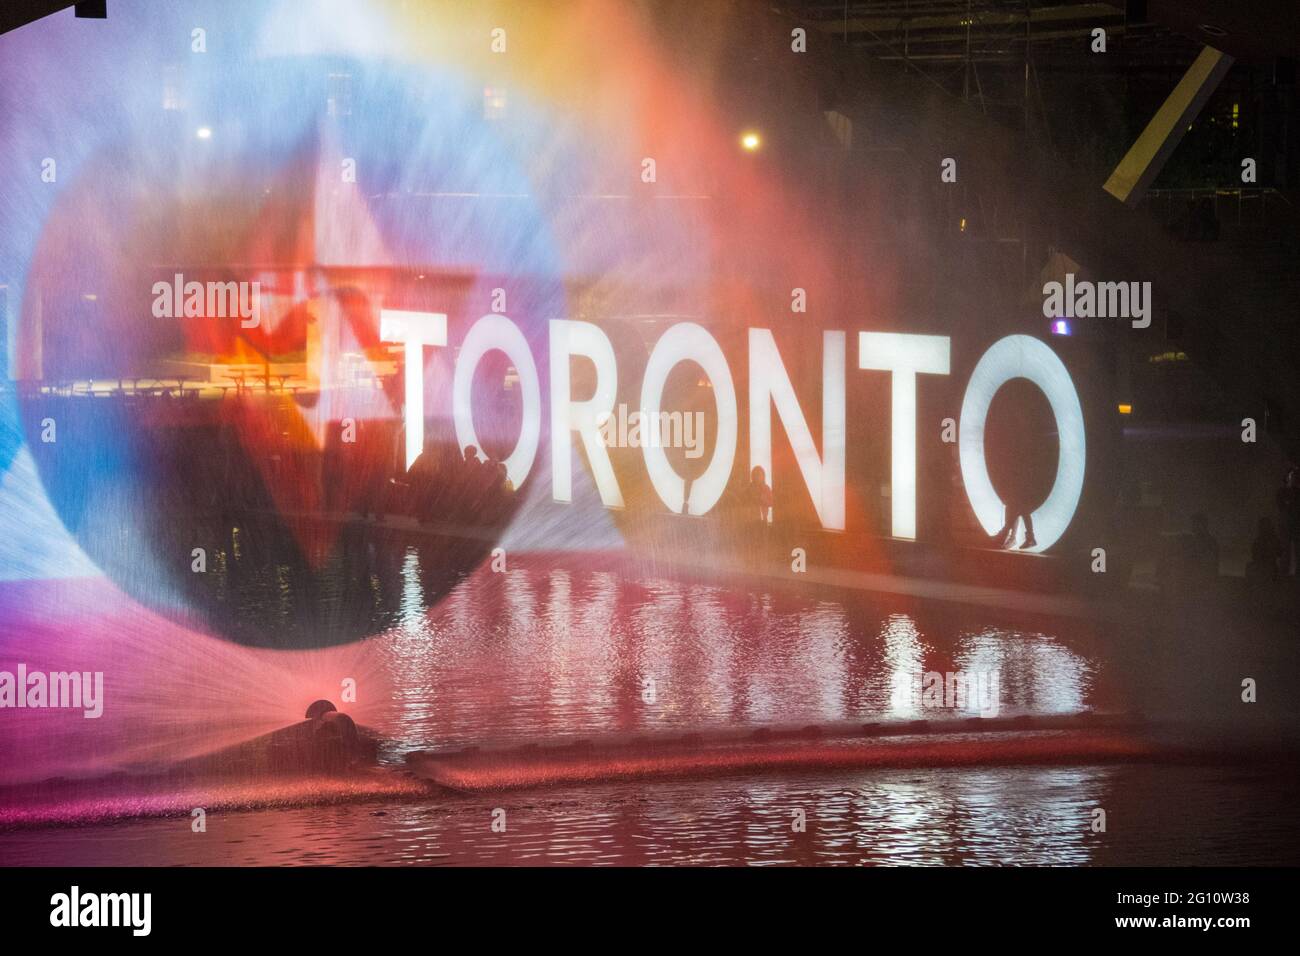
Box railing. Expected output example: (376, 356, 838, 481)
(1141, 186, 1295, 229)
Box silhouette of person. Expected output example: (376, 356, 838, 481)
(996, 500, 1037, 550)
(1277, 467, 1300, 576)
(748, 466, 773, 525)
(984, 383, 1052, 551)
(1247, 516, 1283, 584)
(1184, 512, 1219, 586)
(478, 458, 512, 523)
(462, 445, 504, 522)
(354, 422, 390, 520)
(406, 442, 437, 520)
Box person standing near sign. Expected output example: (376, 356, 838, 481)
(1278, 466, 1300, 576)
(748, 466, 773, 525)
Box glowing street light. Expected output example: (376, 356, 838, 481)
(196, 127, 212, 140)
(739, 131, 761, 152)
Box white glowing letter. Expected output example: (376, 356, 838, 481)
(958, 334, 1085, 552)
(380, 309, 447, 470)
(550, 319, 623, 507)
(749, 329, 846, 530)
(453, 314, 541, 489)
(858, 332, 951, 539)
(640, 322, 737, 515)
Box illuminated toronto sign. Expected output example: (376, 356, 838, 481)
(382, 310, 1087, 552)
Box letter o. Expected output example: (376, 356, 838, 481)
(453, 314, 540, 489)
(958, 335, 1085, 552)
(640, 322, 737, 515)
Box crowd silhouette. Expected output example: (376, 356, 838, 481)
(398, 442, 516, 527)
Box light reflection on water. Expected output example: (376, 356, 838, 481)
(0, 550, 1163, 864)
(6, 764, 1297, 866)
(362, 549, 1110, 761)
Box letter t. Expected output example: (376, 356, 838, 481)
(380, 309, 447, 470)
(858, 332, 951, 539)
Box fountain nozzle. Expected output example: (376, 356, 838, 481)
(305, 699, 337, 720)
